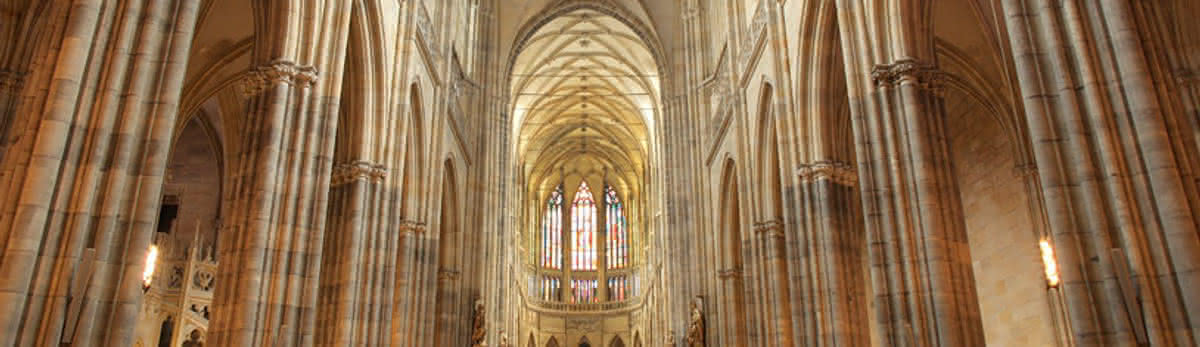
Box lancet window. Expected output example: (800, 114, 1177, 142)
(542, 187, 564, 269)
(540, 276, 560, 301)
(571, 182, 597, 271)
(605, 185, 628, 269)
(607, 275, 629, 301)
(571, 279, 598, 303)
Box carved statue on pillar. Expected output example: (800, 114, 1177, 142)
(665, 331, 675, 346)
(471, 300, 486, 346)
(181, 330, 204, 347)
(685, 297, 704, 347)
(499, 330, 510, 347)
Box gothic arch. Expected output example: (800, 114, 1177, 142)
(754, 83, 783, 220)
(438, 159, 462, 275)
(333, 11, 370, 167)
(790, 0, 853, 165)
(609, 336, 625, 347)
(718, 158, 748, 345)
(402, 82, 427, 219)
(547, 336, 560, 347)
(433, 159, 461, 346)
(928, 1, 1055, 345)
(160, 115, 225, 237)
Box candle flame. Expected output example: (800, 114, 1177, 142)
(143, 245, 159, 289)
(1039, 239, 1060, 288)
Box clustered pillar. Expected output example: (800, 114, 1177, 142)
(207, 2, 352, 346)
(1002, 0, 1200, 345)
(0, 1, 200, 345)
(789, 161, 868, 346)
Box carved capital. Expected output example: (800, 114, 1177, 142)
(331, 160, 387, 187)
(796, 160, 857, 186)
(718, 267, 742, 280)
(400, 219, 427, 234)
(1178, 69, 1200, 87)
(0, 69, 25, 93)
(1013, 163, 1038, 179)
(753, 219, 784, 240)
(238, 60, 319, 97)
(438, 268, 460, 282)
(872, 58, 945, 94)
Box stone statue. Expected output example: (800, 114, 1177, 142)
(499, 330, 510, 347)
(181, 330, 203, 347)
(686, 297, 705, 347)
(665, 330, 675, 346)
(471, 300, 486, 346)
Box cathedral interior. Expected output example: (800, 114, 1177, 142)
(1, 0, 1200, 346)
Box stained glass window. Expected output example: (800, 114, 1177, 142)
(542, 187, 564, 269)
(605, 185, 629, 269)
(571, 279, 598, 303)
(571, 182, 597, 271)
(541, 276, 560, 301)
(607, 276, 629, 301)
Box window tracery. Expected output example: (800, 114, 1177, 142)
(605, 185, 628, 269)
(571, 182, 597, 271)
(542, 187, 564, 269)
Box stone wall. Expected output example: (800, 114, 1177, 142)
(946, 90, 1057, 346)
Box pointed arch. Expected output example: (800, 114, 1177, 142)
(755, 83, 783, 220)
(432, 159, 460, 346)
(547, 336, 560, 347)
(542, 186, 565, 269)
(609, 336, 625, 347)
(719, 158, 749, 344)
(720, 159, 744, 268)
(570, 181, 598, 271)
(402, 82, 427, 219)
(604, 184, 629, 269)
(438, 159, 460, 268)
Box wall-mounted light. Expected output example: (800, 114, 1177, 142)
(1038, 239, 1060, 288)
(143, 245, 159, 292)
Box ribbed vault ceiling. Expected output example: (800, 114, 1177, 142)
(513, 9, 659, 195)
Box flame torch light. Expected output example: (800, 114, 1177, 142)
(1039, 239, 1060, 288)
(143, 245, 159, 292)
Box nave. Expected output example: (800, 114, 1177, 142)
(0, 0, 1198, 346)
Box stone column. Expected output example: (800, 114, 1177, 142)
(598, 184, 609, 302)
(835, 2, 987, 343)
(792, 161, 869, 346)
(0, 69, 22, 158)
(562, 181, 574, 303)
(672, 1, 713, 341)
(391, 220, 426, 346)
(1001, 0, 1200, 345)
(434, 267, 461, 346)
(316, 161, 390, 346)
(207, 2, 352, 346)
(853, 56, 985, 347)
(750, 217, 787, 346)
(0, 1, 200, 345)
